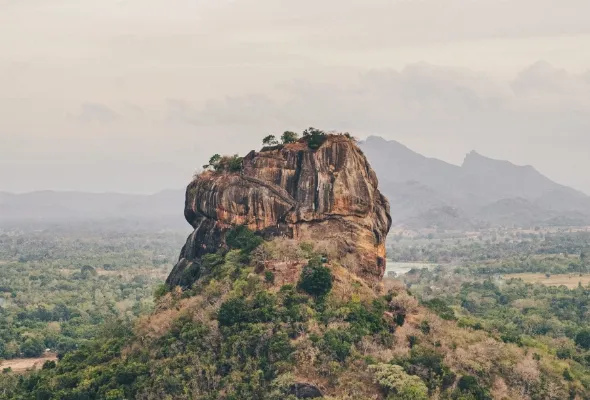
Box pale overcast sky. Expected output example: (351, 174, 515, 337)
(1, 0, 590, 194)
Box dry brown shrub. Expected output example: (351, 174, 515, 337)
(333, 361, 380, 399)
(389, 292, 420, 315)
(390, 322, 418, 358)
(293, 339, 320, 376)
(514, 355, 540, 384)
(355, 336, 395, 362)
(491, 377, 512, 400)
(312, 240, 340, 260)
(338, 253, 359, 274)
(329, 265, 375, 304)
(326, 321, 351, 331)
(260, 238, 307, 262)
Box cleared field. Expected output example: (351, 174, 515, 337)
(505, 273, 590, 289)
(1, 353, 58, 373)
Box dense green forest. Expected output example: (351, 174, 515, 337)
(388, 229, 590, 273)
(0, 226, 185, 361)
(397, 232, 590, 396)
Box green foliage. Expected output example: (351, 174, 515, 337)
(226, 225, 264, 255)
(153, 283, 169, 299)
(203, 153, 243, 173)
(209, 153, 222, 166)
(297, 257, 333, 297)
(20, 337, 45, 357)
(42, 360, 56, 370)
(262, 134, 279, 146)
(400, 346, 456, 392)
(227, 154, 244, 172)
(218, 292, 279, 327)
(80, 265, 97, 278)
(203, 153, 222, 170)
(319, 329, 354, 362)
(0, 228, 181, 361)
(456, 375, 491, 400)
(370, 363, 429, 400)
(302, 127, 327, 150)
(422, 298, 456, 321)
(576, 329, 590, 350)
(280, 131, 299, 144)
(5, 228, 590, 399)
(265, 271, 275, 284)
(345, 299, 389, 335)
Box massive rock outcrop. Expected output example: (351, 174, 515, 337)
(167, 134, 391, 287)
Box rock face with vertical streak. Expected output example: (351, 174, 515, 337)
(167, 134, 391, 287)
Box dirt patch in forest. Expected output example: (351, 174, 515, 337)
(1, 353, 58, 373)
(505, 273, 590, 289)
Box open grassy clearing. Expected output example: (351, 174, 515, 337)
(504, 273, 590, 288)
(0, 353, 57, 373)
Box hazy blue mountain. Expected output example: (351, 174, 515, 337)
(359, 136, 590, 228)
(0, 189, 186, 228)
(2, 136, 589, 230)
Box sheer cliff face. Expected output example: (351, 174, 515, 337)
(167, 135, 391, 287)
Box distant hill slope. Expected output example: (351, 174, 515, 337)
(359, 136, 590, 228)
(2, 135, 589, 230)
(0, 189, 186, 228)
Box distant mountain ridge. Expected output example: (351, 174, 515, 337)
(2, 136, 589, 230)
(0, 189, 187, 229)
(359, 136, 590, 228)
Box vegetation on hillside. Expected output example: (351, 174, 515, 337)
(3, 227, 590, 399)
(0, 228, 183, 362)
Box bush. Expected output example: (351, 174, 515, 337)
(576, 329, 590, 349)
(265, 271, 275, 284)
(457, 375, 490, 399)
(153, 283, 169, 299)
(422, 298, 456, 321)
(297, 259, 333, 297)
(20, 337, 45, 358)
(226, 225, 264, 254)
(302, 127, 327, 150)
(370, 363, 429, 400)
(227, 155, 243, 172)
(321, 329, 354, 361)
(281, 131, 299, 144)
(42, 361, 56, 370)
(217, 292, 279, 327)
(80, 265, 97, 278)
(218, 297, 248, 327)
(262, 135, 279, 146)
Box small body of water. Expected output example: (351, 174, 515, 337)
(385, 261, 437, 278)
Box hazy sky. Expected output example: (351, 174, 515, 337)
(2, 0, 590, 194)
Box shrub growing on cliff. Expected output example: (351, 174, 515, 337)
(226, 155, 243, 172)
(262, 134, 279, 146)
(226, 225, 264, 254)
(202, 153, 222, 170)
(203, 154, 243, 173)
(281, 131, 299, 144)
(302, 127, 327, 150)
(370, 363, 429, 400)
(297, 257, 333, 297)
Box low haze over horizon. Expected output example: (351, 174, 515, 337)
(2, 0, 590, 194)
